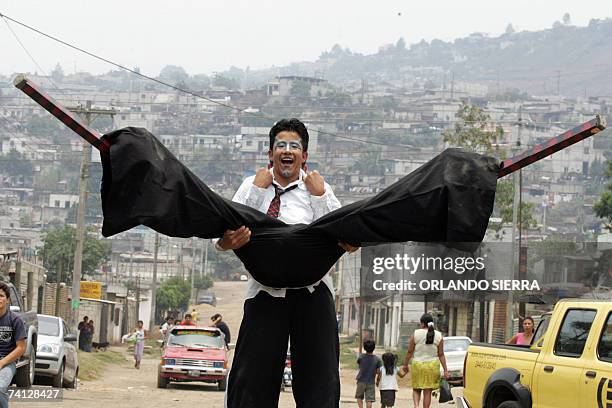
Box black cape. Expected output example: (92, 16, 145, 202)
(100, 127, 499, 288)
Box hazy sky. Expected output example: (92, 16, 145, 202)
(2, 1, 612, 77)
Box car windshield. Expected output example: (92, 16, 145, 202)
(168, 329, 224, 348)
(444, 339, 470, 352)
(38, 315, 60, 337)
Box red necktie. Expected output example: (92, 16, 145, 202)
(266, 184, 298, 218)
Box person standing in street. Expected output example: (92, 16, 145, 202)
(132, 320, 147, 369)
(0, 282, 26, 408)
(402, 313, 449, 408)
(180, 314, 196, 326)
(190, 308, 198, 324)
(211, 314, 231, 347)
(77, 316, 89, 351)
(160, 316, 174, 346)
(216, 118, 357, 407)
(355, 340, 381, 408)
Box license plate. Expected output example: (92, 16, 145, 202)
(188, 370, 201, 377)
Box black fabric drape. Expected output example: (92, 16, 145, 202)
(100, 127, 499, 288)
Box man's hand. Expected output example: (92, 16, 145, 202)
(338, 241, 359, 253)
(304, 170, 325, 196)
(218, 226, 251, 250)
(253, 168, 273, 189)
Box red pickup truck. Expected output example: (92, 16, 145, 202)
(157, 325, 229, 390)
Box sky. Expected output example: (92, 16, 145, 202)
(2, 1, 612, 78)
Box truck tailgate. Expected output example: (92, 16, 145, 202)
(464, 343, 539, 407)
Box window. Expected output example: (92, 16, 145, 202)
(554, 309, 596, 358)
(597, 312, 612, 363)
(54, 200, 60, 207)
(64, 201, 70, 208)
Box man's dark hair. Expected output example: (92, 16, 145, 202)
(363, 339, 376, 353)
(184, 313, 192, 319)
(211, 313, 222, 320)
(83, 316, 89, 321)
(137, 320, 143, 325)
(166, 316, 174, 321)
(269, 118, 309, 152)
(0, 282, 10, 299)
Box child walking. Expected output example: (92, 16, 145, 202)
(356, 339, 382, 408)
(376, 352, 407, 408)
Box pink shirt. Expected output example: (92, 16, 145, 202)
(516, 332, 529, 345)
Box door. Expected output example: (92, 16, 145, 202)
(378, 308, 386, 346)
(534, 308, 597, 408)
(581, 311, 612, 408)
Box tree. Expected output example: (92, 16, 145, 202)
(50, 63, 64, 82)
(0, 150, 33, 179)
(25, 114, 62, 137)
(351, 150, 386, 176)
(159, 65, 189, 85)
(212, 74, 239, 89)
(290, 80, 312, 98)
(505, 23, 516, 35)
(489, 180, 538, 239)
(156, 276, 191, 312)
(193, 275, 214, 300)
(443, 102, 503, 155)
(41, 225, 111, 281)
(563, 13, 571, 25)
(396, 37, 406, 50)
(594, 160, 612, 229)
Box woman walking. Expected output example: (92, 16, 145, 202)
(132, 320, 147, 369)
(506, 316, 535, 345)
(402, 313, 449, 408)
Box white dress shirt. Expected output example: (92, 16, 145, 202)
(219, 168, 342, 300)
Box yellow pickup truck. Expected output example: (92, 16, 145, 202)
(458, 299, 612, 408)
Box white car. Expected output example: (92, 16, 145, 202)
(441, 336, 471, 385)
(35, 314, 79, 388)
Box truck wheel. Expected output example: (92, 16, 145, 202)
(218, 378, 227, 391)
(497, 401, 522, 408)
(157, 375, 169, 389)
(52, 362, 64, 388)
(14, 347, 35, 387)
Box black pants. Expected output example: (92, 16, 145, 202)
(227, 284, 340, 408)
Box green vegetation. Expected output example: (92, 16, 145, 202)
(594, 160, 612, 229)
(156, 276, 191, 312)
(77, 349, 125, 381)
(41, 225, 111, 282)
(442, 102, 503, 155)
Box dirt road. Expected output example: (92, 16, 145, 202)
(24, 281, 462, 407)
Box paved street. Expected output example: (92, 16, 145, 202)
(18, 282, 462, 407)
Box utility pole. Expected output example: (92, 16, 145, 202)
(149, 232, 160, 332)
(179, 243, 184, 279)
(507, 107, 523, 338)
(203, 239, 209, 276)
(55, 258, 63, 316)
(69, 101, 116, 329)
(191, 240, 196, 304)
(136, 275, 141, 323)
